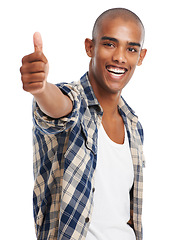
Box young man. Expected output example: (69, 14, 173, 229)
(20, 8, 147, 240)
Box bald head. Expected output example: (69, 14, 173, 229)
(92, 8, 145, 43)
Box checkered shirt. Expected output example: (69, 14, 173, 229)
(32, 72, 145, 240)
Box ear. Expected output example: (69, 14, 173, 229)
(85, 38, 94, 57)
(137, 48, 147, 66)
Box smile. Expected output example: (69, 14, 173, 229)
(106, 65, 128, 75)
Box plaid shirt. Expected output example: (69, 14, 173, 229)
(32, 73, 145, 240)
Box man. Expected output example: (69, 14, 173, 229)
(20, 8, 147, 240)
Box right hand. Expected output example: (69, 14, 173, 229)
(20, 32, 49, 95)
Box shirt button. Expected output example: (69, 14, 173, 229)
(85, 217, 90, 223)
(92, 188, 95, 193)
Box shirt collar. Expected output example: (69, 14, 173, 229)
(118, 97, 138, 129)
(80, 73, 100, 107)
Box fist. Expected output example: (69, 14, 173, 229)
(20, 32, 49, 95)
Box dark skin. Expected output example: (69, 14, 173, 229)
(20, 17, 147, 144)
(85, 17, 146, 143)
(20, 32, 73, 118)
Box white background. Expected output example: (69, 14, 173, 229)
(1, 0, 193, 239)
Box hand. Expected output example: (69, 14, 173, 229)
(20, 32, 49, 95)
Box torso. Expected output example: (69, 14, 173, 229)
(85, 123, 136, 240)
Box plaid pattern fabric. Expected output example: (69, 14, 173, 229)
(32, 73, 145, 240)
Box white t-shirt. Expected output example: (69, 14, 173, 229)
(86, 124, 136, 240)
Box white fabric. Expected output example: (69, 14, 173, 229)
(86, 124, 136, 240)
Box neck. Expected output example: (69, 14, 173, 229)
(98, 93, 121, 118)
(88, 73, 121, 119)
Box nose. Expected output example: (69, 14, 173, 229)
(112, 47, 127, 64)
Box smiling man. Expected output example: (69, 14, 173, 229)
(20, 8, 147, 240)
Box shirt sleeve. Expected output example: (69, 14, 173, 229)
(32, 82, 80, 135)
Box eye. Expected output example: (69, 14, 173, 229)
(103, 42, 115, 48)
(128, 47, 138, 53)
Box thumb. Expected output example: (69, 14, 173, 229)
(33, 32, 43, 52)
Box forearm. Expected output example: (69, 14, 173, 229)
(34, 82, 73, 119)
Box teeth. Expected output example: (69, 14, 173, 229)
(107, 66, 126, 74)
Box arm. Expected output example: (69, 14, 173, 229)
(32, 82, 73, 119)
(20, 32, 73, 119)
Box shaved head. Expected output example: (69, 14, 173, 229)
(92, 8, 145, 43)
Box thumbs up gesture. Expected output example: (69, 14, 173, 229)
(20, 32, 49, 95)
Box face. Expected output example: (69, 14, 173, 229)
(85, 17, 147, 95)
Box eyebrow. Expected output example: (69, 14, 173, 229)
(101, 36, 118, 42)
(129, 42, 141, 47)
(101, 36, 141, 47)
